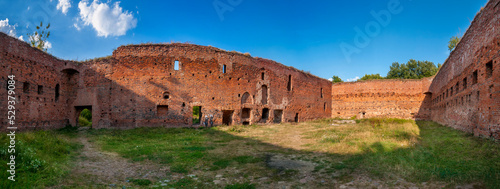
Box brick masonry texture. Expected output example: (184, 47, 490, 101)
(331, 78, 433, 120)
(427, 0, 500, 139)
(0, 0, 498, 140)
(0, 34, 331, 130)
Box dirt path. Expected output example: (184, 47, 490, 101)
(57, 132, 169, 188)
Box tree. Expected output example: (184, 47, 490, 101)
(331, 75, 343, 83)
(359, 74, 384, 81)
(386, 59, 439, 79)
(448, 36, 461, 51)
(28, 22, 50, 52)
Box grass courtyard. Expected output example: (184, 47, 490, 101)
(1, 118, 499, 188)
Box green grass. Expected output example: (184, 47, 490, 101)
(225, 182, 256, 189)
(83, 119, 500, 188)
(85, 127, 246, 174)
(130, 178, 152, 186)
(359, 121, 500, 187)
(78, 116, 92, 127)
(0, 129, 82, 189)
(303, 120, 499, 187)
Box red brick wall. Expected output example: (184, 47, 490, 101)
(100, 44, 332, 128)
(331, 78, 433, 119)
(0, 33, 71, 130)
(1, 0, 498, 140)
(428, 0, 500, 139)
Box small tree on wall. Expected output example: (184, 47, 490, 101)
(448, 36, 461, 52)
(28, 22, 51, 52)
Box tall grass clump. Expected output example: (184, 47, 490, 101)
(0, 130, 81, 188)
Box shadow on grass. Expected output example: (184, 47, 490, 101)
(1, 120, 499, 188)
(81, 120, 499, 188)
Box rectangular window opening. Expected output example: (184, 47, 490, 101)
(157, 105, 169, 117)
(223, 65, 227, 73)
(241, 108, 251, 119)
(463, 77, 467, 90)
(55, 84, 60, 102)
(486, 61, 493, 78)
(37, 85, 43, 94)
(23, 82, 30, 93)
(472, 70, 478, 84)
(287, 75, 292, 91)
(174, 60, 180, 71)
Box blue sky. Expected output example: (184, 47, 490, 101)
(0, 0, 489, 81)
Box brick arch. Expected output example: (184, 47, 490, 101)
(241, 92, 253, 104)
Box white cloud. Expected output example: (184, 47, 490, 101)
(77, 0, 137, 37)
(44, 41, 52, 49)
(57, 0, 72, 14)
(73, 22, 81, 31)
(0, 18, 24, 41)
(346, 76, 360, 82)
(30, 34, 52, 50)
(328, 78, 333, 81)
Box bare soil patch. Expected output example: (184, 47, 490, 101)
(55, 132, 169, 188)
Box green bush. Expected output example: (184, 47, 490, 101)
(78, 116, 92, 127)
(80, 109, 92, 121)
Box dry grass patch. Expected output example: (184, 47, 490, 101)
(74, 118, 499, 188)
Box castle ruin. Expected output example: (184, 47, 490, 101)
(1, 0, 499, 139)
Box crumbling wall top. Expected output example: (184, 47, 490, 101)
(113, 43, 330, 83)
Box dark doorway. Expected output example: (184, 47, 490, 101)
(242, 108, 251, 119)
(273, 110, 283, 123)
(262, 108, 269, 122)
(75, 106, 92, 127)
(193, 106, 202, 125)
(222, 110, 234, 125)
(294, 113, 299, 122)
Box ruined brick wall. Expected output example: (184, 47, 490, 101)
(1, 34, 331, 130)
(428, 0, 500, 139)
(0, 33, 72, 130)
(331, 78, 433, 119)
(2, 0, 497, 138)
(101, 44, 332, 128)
